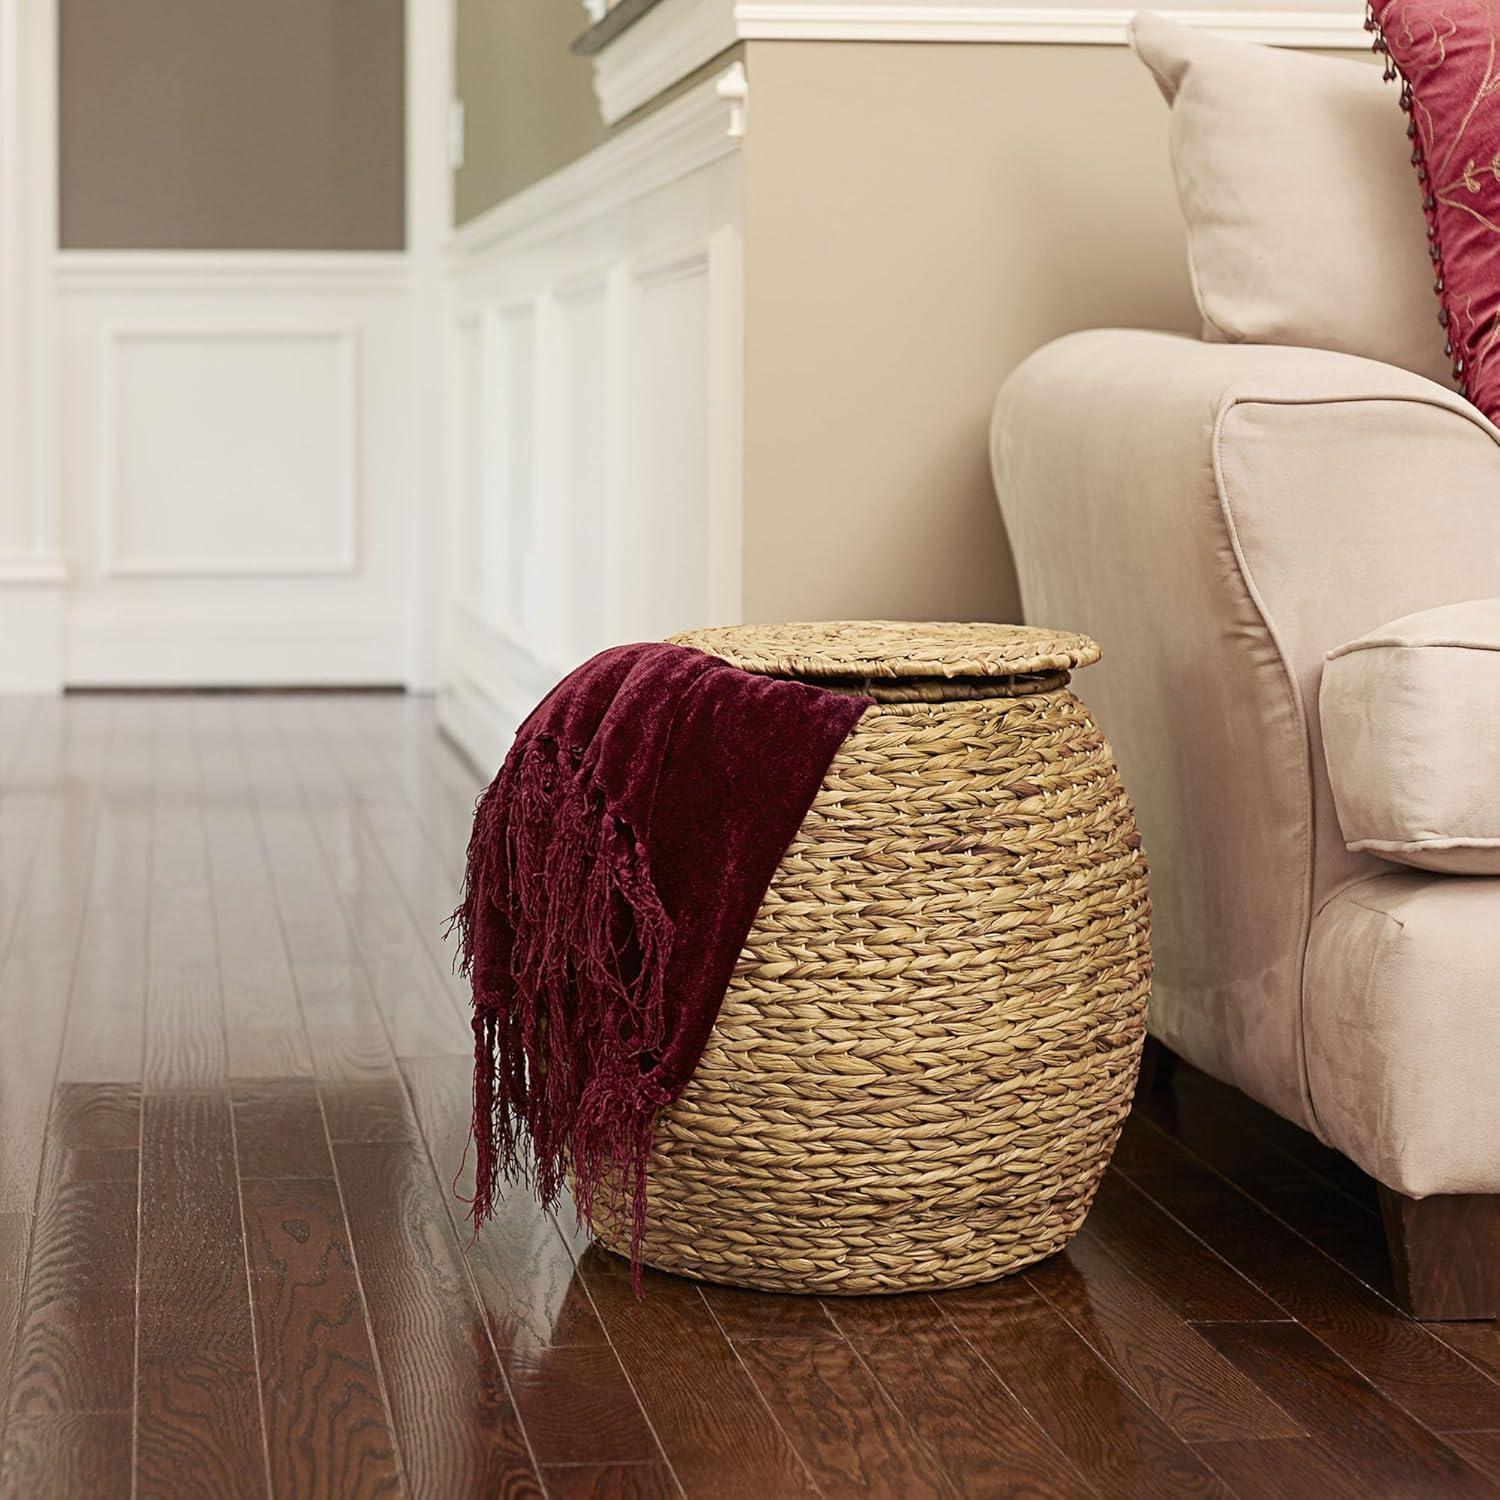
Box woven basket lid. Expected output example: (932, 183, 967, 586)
(668, 621, 1100, 680)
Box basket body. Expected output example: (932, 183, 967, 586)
(593, 623, 1151, 1294)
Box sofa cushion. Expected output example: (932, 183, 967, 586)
(1321, 599, 1500, 873)
(1369, 0, 1500, 418)
(1129, 13, 1449, 386)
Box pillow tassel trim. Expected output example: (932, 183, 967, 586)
(1366, 1, 1466, 395)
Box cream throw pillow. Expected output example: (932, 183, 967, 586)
(1130, 12, 1450, 386)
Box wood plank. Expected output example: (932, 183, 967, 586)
(1199, 1320, 1497, 1499)
(852, 1329, 1101, 1499)
(1026, 1233, 1302, 1442)
(398, 1059, 662, 1475)
(4, 1085, 139, 1424)
(135, 1360, 265, 1500)
(201, 745, 313, 1084)
(0, 767, 110, 1216)
(340, 696, 480, 876)
(574, 1249, 817, 1499)
(1446, 1432, 1500, 1488)
(734, 1335, 953, 1499)
(58, 904, 148, 1086)
(704, 1283, 840, 1342)
(143, 717, 227, 1093)
(0, 708, 142, 1475)
(399, 1056, 612, 1358)
(231, 1079, 334, 1181)
(332, 1142, 543, 1499)
(307, 809, 465, 1058)
(504, 1347, 659, 1467)
(538, 1463, 679, 1500)
(1158, 1064, 1380, 1210)
(937, 1278, 1233, 1499)
(1430, 1319, 1500, 1383)
(1192, 1435, 1388, 1500)
(61, 698, 149, 1090)
(285, 700, 465, 1055)
(1134, 1076, 1393, 1296)
(1122, 1136, 1500, 1432)
(240, 1177, 402, 1498)
(1082, 1173, 1286, 1323)
(295, 965, 418, 1145)
(820, 1290, 954, 1343)
(0, 792, 55, 995)
(136, 1091, 265, 1499)
(0, 1275, 18, 1427)
(0, 698, 38, 786)
(245, 705, 423, 1146)
(0, 710, 113, 1472)
(309, 705, 471, 1023)
(142, 958, 226, 1093)
(0, 1412, 133, 1500)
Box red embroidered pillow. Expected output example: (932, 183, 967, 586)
(1371, 0, 1500, 418)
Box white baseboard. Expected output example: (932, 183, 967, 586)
(66, 610, 407, 687)
(436, 680, 519, 776)
(0, 559, 66, 693)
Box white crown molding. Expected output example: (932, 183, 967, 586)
(735, 3, 1367, 44)
(56, 251, 412, 296)
(594, 0, 740, 126)
(449, 69, 744, 263)
(591, 0, 1368, 124)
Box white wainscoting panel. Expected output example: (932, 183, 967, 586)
(57, 252, 414, 685)
(630, 246, 714, 641)
(101, 326, 358, 578)
(552, 279, 611, 663)
(489, 302, 543, 642)
(439, 72, 745, 773)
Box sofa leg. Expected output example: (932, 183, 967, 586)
(1379, 1187, 1500, 1320)
(1134, 1035, 1178, 1102)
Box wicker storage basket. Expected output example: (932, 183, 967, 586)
(592, 621, 1151, 1294)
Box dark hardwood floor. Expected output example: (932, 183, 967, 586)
(0, 692, 1497, 1498)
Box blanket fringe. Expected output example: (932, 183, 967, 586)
(450, 737, 674, 1291)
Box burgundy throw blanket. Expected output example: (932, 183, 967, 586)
(452, 642, 870, 1276)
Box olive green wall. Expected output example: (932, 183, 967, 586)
(453, 0, 606, 225)
(59, 0, 405, 251)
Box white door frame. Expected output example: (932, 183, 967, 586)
(404, 0, 456, 692)
(0, 0, 65, 691)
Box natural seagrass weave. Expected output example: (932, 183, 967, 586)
(591, 621, 1152, 1294)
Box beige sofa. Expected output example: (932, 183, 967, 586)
(991, 330, 1500, 1318)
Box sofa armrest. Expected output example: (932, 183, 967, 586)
(1322, 599, 1500, 875)
(990, 330, 1500, 1134)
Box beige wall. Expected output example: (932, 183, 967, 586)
(454, 0, 607, 224)
(59, 0, 405, 252)
(740, 41, 1199, 627)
